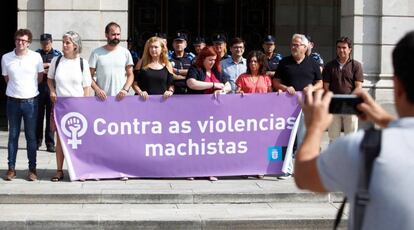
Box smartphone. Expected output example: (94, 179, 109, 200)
(329, 94, 363, 114)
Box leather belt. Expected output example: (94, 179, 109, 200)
(7, 96, 38, 102)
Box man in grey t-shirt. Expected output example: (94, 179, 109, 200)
(89, 22, 134, 101)
(294, 31, 414, 230)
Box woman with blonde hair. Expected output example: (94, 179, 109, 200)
(133, 36, 174, 99)
(47, 31, 91, 181)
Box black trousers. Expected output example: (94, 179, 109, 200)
(36, 80, 54, 147)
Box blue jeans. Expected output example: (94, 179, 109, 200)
(7, 97, 38, 170)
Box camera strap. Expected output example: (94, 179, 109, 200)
(333, 128, 382, 230)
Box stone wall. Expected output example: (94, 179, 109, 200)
(18, 0, 129, 59)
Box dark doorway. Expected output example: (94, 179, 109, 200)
(129, 0, 340, 61)
(0, 0, 18, 130)
(129, 0, 272, 53)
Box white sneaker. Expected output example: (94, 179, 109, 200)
(120, 176, 128, 181)
(277, 173, 292, 180)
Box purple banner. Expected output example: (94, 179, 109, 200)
(54, 93, 301, 181)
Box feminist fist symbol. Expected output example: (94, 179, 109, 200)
(60, 112, 88, 149)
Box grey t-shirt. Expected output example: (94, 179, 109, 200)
(89, 46, 133, 96)
(317, 118, 414, 230)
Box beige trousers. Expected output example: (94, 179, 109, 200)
(328, 115, 358, 143)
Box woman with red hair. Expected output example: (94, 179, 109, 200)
(186, 46, 231, 95)
(186, 46, 231, 181)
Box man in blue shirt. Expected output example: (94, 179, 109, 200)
(35, 33, 61, 152)
(220, 37, 247, 93)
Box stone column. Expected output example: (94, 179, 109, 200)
(341, 0, 414, 113)
(18, 0, 129, 59)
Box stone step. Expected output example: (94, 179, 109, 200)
(0, 177, 342, 204)
(0, 203, 347, 230)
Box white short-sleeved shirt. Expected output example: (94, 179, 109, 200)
(317, 118, 414, 230)
(88, 46, 133, 96)
(1, 49, 44, 98)
(47, 56, 92, 97)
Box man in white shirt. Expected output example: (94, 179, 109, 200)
(1, 29, 44, 181)
(89, 22, 134, 101)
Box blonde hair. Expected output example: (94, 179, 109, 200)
(141, 36, 171, 70)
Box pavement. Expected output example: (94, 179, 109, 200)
(0, 130, 348, 229)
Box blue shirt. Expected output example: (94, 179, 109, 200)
(220, 57, 247, 93)
(317, 117, 414, 230)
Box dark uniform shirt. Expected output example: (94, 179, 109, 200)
(170, 52, 195, 94)
(276, 55, 322, 91)
(309, 52, 324, 67)
(129, 49, 140, 66)
(322, 59, 363, 94)
(266, 53, 283, 71)
(36, 48, 62, 82)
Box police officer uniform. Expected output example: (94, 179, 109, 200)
(35, 33, 62, 152)
(212, 34, 231, 60)
(127, 37, 140, 66)
(305, 35, 324, 67)
(263, 35, 283, 71)
(169, 33, 195, 94)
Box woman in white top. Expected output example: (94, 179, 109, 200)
(47, 31, 92, 181)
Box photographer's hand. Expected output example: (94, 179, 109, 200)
(354, 89, 395, 128)
(300, 85, 333, 132)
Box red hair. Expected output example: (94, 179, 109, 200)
(194, 46, 222, 73)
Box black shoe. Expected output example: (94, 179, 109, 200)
(46, 145, 56, 152)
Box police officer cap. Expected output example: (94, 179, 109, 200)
(263, 35, 275, 44)
(40, 33, 52, 42)
(193, 36, 205, 45)
(173, 32, 187, 41)
(154, 32, 167, 39)
(305, 35, 313, 43)
(212, 34, 226, 44)
(127, 37, 134, 43)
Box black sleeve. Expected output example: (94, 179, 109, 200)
(322, 62, 331, 83)
(275, 59, 285, 80)
(186, 66, 199, 81)
(313, 62, 322, 81)
(134, 69, 141, 83)
(166, 70, 173, 87)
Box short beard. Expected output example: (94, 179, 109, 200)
(108, 39, 120, 46)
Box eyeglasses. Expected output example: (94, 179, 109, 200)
(16, 38, 29, 43)
(291, 43, 305, 48)
(232, 46, 244, 49)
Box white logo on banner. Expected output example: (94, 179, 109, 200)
(60, 112, 88, 149)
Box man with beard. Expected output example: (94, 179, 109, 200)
(89, 22, 134, 101)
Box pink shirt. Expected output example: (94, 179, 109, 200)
(235, 73, 272, 93)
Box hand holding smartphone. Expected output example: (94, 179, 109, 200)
(328, 94, 363, 114)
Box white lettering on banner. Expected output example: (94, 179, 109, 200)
(145, 139, 248, 157)
(94, 118, 162, 136)
(197, 115, 296, 134)
(92, 115, 295, 136)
